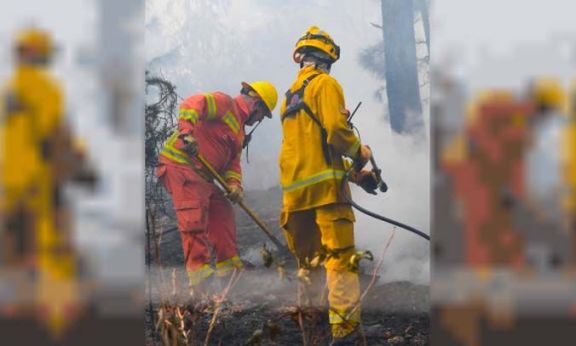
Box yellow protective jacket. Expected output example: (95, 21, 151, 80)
(562, 118, 576, 214)
(279, 65, 361, 212)
(0, 65, 63, 211)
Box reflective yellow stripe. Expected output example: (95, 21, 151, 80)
(282, 169, 346, 192)
(329, 308, 361, 325)
(160, 147, 188, 164)
(224, 170, 242, 182)
(204, 93, 217, 119)
(165, 131, 179, 147)
(215, 255, 243, 276)
(345, 139, 361, 158)
(188, 264, 215, 286)
(222, 111, 240, 134)
(160, 131, 188, 164)
(179, 109, 199, 124)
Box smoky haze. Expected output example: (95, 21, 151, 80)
(146, 0, 430, 284)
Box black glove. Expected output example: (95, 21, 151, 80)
(356, 170, 379, 195)
(181, 135, 199, 156)
(353, 145, 372, 171)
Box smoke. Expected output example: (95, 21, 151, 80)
(146, 0, 430, 284)
(351, 116, 430, 285)
(434, 0, 576, 93)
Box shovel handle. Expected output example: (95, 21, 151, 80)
(190, 154, 291, 256)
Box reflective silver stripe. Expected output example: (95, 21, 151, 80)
(282, 169, 346, 192)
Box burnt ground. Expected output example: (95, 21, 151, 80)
(146, 186, 430, 345)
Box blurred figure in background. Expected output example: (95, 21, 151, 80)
(564, 82, 576, 265)
(0, 27, 96, 337)
(442, 90, 535, 269)
(441, 80, 568, 271)
(1, 1, 144, 344)
(433, 73, 576, 345)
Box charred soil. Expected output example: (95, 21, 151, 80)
(146, 187, 429, 345)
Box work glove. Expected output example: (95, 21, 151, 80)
(354, 144, 372, 170)
(181, 135, 199, 156)
(353, 169, 379, 195)
(227, 184, 244, 204)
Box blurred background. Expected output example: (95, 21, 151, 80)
(7, 0, 576, 344)
(432, 0, 576, 344)
(0, 0, 143, 344)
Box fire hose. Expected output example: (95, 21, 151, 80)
(341, 158, 430, 242)
(344, 103, 430, 242)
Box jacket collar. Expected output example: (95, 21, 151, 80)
(298, 64, 327, 79)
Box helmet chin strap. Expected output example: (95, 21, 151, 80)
(242, 119, 262, 164)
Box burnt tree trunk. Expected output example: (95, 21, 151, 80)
(417, 0, 430, 54)
(381, 0, 423, 134)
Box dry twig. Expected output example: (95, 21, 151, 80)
(204, 268, 245, 346)
(347, 227, 396, 321)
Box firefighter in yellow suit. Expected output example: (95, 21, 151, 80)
(279, 26, 375, 345)
(565, 81, 576, 265)
(0, 28, 87, 337)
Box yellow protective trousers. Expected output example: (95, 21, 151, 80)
(281, 203, 361, 328)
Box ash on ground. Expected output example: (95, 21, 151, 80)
(146, 187, 429, 345)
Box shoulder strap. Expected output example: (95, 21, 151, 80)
(280, 74, 332, 165)
(281, 74, 320, 120)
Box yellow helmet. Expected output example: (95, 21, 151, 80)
(529, 78, 566, 111)
(15, 27, 55, 62)
(241, 81, 278, 116)
(293, 26, 340, 63)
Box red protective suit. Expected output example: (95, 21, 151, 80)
(156, 92, 249, 285)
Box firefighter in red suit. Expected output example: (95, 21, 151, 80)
(156, 81, 278, 294)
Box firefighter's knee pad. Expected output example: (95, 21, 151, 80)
(324, 246, 356, 272)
